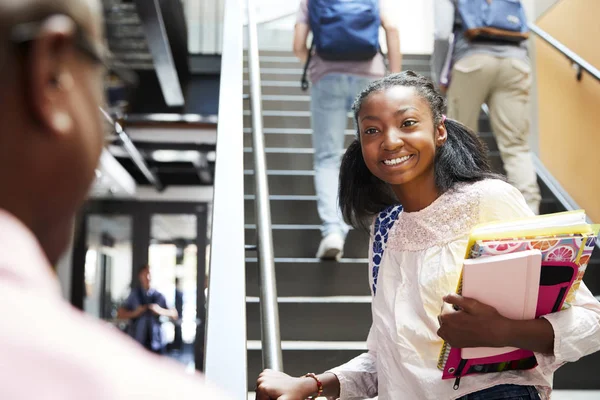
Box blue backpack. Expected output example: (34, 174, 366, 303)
(301, 0, 381, 90)
(456, 0, 529, 43)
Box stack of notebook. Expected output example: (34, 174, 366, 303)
(438, 210, 599, 388)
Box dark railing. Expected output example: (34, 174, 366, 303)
(203, 0, 247, 397)
(100, 108, 164, 191)
(529, 23, 600, 82)
(246, 0, 284, 371)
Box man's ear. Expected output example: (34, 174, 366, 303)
(26, 15, 77, 137)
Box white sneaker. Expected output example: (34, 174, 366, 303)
(316, 233, 345, 261)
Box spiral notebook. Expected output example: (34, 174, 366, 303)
(437, 210, 599, 389)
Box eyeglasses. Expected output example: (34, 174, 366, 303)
(10, 14, 138, 87)
(11, 14, 106, 65)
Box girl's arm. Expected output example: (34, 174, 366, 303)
(438, 294, 554, 353)
(255, 327, 378, 400)
(326, 345, 378, 399)
(255, 370, 339, 399)
(502, 317, 554, 354)
(439, 294, 554, 354)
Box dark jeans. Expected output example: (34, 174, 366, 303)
(459, 385, 541, 400)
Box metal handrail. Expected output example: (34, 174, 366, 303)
(246, 0, 283, 371)
(100, 108, 164, 191)
(526, 24, 600, 235)
(529, 23, 600, 82)
(204, 0, 247, 397)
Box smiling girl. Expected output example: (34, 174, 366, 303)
(254, 72, 600, 400)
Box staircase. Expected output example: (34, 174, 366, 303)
(243, 51, 600, 392)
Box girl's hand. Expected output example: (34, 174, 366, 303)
(255, 369, 317, 400)
(437, 294, 510, 349)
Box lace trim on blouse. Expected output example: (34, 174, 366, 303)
(387, 182, 485, 252)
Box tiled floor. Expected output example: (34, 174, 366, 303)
(248, 391, 600, 399)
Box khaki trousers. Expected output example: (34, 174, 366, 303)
(447, 54, 541, 214)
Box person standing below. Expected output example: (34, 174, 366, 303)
(432, 0, 541, 214)
(0, 0, 230, 397)
(294, 0, 402, 260)
(118, 265, 178, 354)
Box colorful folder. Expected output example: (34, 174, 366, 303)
(438, 210, 599, 388)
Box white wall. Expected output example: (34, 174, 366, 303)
(194, 0, 556, 55)
(111, 243, 133, 303)
(533, 0, 560, 19)
(525, 0, 561, 154)
(185, 0, 225, 54)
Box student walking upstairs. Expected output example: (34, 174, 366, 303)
(294, 0, 402, 260)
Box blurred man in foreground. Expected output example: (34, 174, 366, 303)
(0, 0, 229, 398)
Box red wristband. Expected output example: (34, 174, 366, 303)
(305, 372, 324, 399)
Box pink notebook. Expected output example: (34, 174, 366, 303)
(461, 250, 542, 359)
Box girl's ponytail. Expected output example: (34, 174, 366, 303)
(434, 118, 500, 193)
(338, 140, 397, 231)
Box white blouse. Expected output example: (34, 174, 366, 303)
(329, 179, 600, 400)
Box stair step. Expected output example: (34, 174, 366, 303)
(243, 68, 432, 82)
(245, 95, 314, 112)
(244, 117, 493, 140)
(243, 109, 354, 129)
(255, 50, 431, 59)
(244, 150, 318, 171)
(243, 129, 498, 152)
(244, 196, 563, 225)
(245, 53, 431, 70)
(246, 257, 370, 297)
(247, 299, 371, 341)
(245, 197, 319, 224)
(244, 67, 431, 82)
(583, 257, 600, 295)
(243, 163, 507, 195)
(243, 128, 356, 148)
(244, 225, 369, 258)
(554, 351, 600, 389)
(248, 342, 600, 390)
(539, 198, 567, 215)
(246, 344, 600, 391)
(247, 53, 432, 64)
(245, 172, 314, 195)
(244, 149, 503, 172)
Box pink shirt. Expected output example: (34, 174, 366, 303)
(0, 210, 230, 400)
